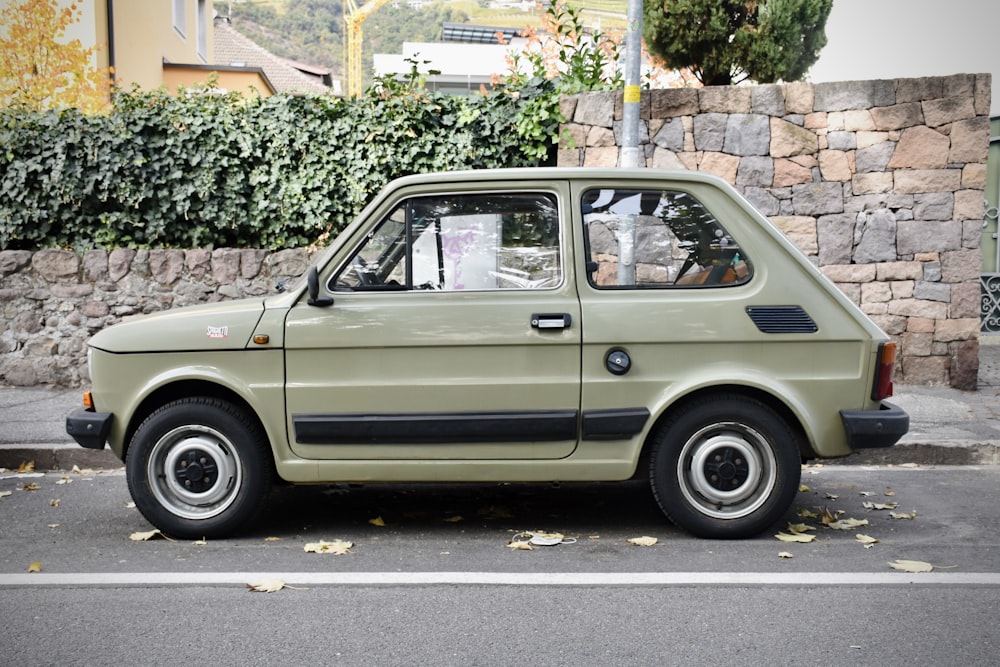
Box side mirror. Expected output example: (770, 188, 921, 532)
(306, 266, 334, 307)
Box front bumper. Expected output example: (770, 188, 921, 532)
(840, 401, 909, 450)
(66, 409, 113, 450)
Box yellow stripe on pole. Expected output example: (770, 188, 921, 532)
(623, 85, 641, 104)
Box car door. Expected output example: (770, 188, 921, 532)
(283, 182, 582, 460)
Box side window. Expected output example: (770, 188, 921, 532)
(582, 189, 751, 288)
(334, 192, 561, 291)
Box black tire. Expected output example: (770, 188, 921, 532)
(125, 397, 272, 539)
(649, 394, 802, 539)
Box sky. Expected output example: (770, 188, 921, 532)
(808, 0, 998, 115)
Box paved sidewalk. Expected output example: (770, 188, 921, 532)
(3, 343, 1000, 470)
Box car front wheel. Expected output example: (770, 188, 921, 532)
(649, 394, 802, 539)
(126, 397, 271, 539)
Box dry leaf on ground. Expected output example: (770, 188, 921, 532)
(778, 551, 795, 559)
(890, 509, 917, 520)
(21, 482, 40, 491)
(856, 534, 879, 547)
(129, 529, 172, 541)
(775, 532, 815, 543)
(786, 522, 815, 534)
(18, 461, 35, 473)
(507, 540, 533, 550)
(863, 501, 898, 511)
(0, 491, 12, 500)
(796, 507, 819, 518)
(888, 559, 934, 573)
(443, 515, 464, 523)
(628, 536, 658, 547)
(27, 561, 42, 573)
(827, 518, 869, 530)
(799, 484, 811, 492)
(368, 516, 386, 527)
(304, 539, 353, 555)
(247, 579, 287, 593)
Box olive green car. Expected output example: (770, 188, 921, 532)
(66, 168, 908, 539)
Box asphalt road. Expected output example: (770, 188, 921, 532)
(2, 465, 998, 665)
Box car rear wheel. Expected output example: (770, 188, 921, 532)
(649, 394, 802, 539)
(126, 397, 271, 539)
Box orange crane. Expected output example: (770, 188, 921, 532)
(343, 0, 392, 97)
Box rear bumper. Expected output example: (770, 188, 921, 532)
(66, 409, 113, 450)
(840, 401, 909, 450)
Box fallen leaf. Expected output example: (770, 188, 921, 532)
(859, 491, 874, 497)
(628, 536, 658, 547)
(778, 551, 795, 559)
(49, 499, 60, 507)
(27, 561, 42, 573)
(128, 529, 172, 541)
(125, 502, 136, 509)
(193, 538, 207, 546)
(55, 476, 71, 485)
(264, 536, 282, 542)
(507, 540, 533, 550)
(18, 461, 35, 473)
(21, 482, 40, 491)
(856, 534, 879, 547)
(48, 524, 60, 529)
(787, 522, 815, 534)
(304, 539, 353, 555)
(799, 484, 811, 492)
(775, 532, 816, 543)
(884, 487, 896, 497)
(827, 518, 869, 531)
(443, 515, 464, 523)
(796, 507, 819, 518)
(0, 491, 12, 500)
(888, 559, 933, 573)
(247, 579, 286, 593)
(825, 493, 840, 500)
(890, 509, 918, 520)
(863, 501, 899, 511)
(368, 516, 386, 527)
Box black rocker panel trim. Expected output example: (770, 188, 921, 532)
(293, 410, 579, 445)
(581, 408, 650, 440)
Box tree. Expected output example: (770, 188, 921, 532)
(642, 0, 832, 86)
(0, 0, 113, 113)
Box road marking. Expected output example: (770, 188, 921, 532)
(2, 571, 1000, 587)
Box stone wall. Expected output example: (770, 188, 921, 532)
(559, 73, 992, 389)
(0, 248, 315, 386)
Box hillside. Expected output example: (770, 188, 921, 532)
(226, 0, 626, 80)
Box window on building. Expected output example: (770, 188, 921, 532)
(173, 0, 186, 38)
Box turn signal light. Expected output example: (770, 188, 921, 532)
(871, 342, 896, 401)
(82, 391, 94, 411)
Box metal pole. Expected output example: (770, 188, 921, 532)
(619, 0, 643, 169)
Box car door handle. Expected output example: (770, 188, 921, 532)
(531, 313, 572, 329)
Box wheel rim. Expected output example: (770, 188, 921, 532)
(676, 421, 777, 520)
(146, 425, 243, 521)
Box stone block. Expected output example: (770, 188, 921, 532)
(826, 131, 856, 150)
(769, 117, 817, 157)
(813, 80, 874, 111)
(818, 150, 852, 181)
(854, 209, 897, 262)
(791, 182, 844, 216)
(699, 86, 751, 113)
(855, 142, 894, 173)
(752, 85, 785, 116)
(869, 314, 907, 335)
(817, 214, 855, 265)
(887, 126, 949, 170)
(870, 102, 923, 130)
(149, 249, 185, 285)
(948, 116, 989, 164)
(698, 152, 740, 184)
(82, 251, 108, 282)
(31, 250, 79, 283)
(962, 163, 987, 189)
(693, 113, 727, 151)
(950, 339, 978, 390)
(613, 90, 650, 121)
(735, 156, 774, 188)
(907, 317, 936, 333)
(784, 82, 814, 114)
(652, 117, 684, 151)
(573, 91, 615, 127)
(940, 249, 981, 282)
(108, 248, 136, 282)
(950, 282, 981, 318)
(897, 220, 962, 255)
(649, 88, 699, 117)
(888, 298, 948, 319)
(582, 146, 619, 167)
(240, 249, 269, 279)
(901, 354, 949, 385)
(803, 111, 827, 129)
(890, 280, 914, 301)
(743, 187, 779, 216)
(923, 260, 942, 282)
(559, 95, 578, 123)
(651, 147, 686, 170)
(771, 216, 817, 255)
(821, 264, 876, 283)
(935, 317, 979, 341)
(894, 170, 962, 194)
(921, 97, 976, 128)
(902, 331, 933, 356)
(724, 114, 770, 156)
(974, 73, 992, 116)
(773, 158, 813, 187)
(842, 109, 876, 131)
(861, 281, 892, 303)
(587, 126, 616, 147)
(912, 192, 954, 221)
(851, 172, 893, 194)
(856, 131, 889, 149)
(963, 220, 982, 249)
(876, 261, 922, 281)
(894, 76, 944, 104)
(913, 281, 951, 302)
(211, 249, 242, 284)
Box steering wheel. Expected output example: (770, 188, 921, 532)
(352, 256, 380, 287)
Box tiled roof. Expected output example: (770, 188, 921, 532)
(213, 18, 334, 95)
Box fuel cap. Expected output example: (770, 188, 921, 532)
(605, 349, 631, 376)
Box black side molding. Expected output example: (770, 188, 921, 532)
(581, 408, 650, 440)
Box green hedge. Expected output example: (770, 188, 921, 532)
(0, 85, 546, 250)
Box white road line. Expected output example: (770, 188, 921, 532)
(2, 571, 1000, 587)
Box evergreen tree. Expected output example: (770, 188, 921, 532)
(642, 0, 832, 86)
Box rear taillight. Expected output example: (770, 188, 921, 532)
(871, 341, 896, 401)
